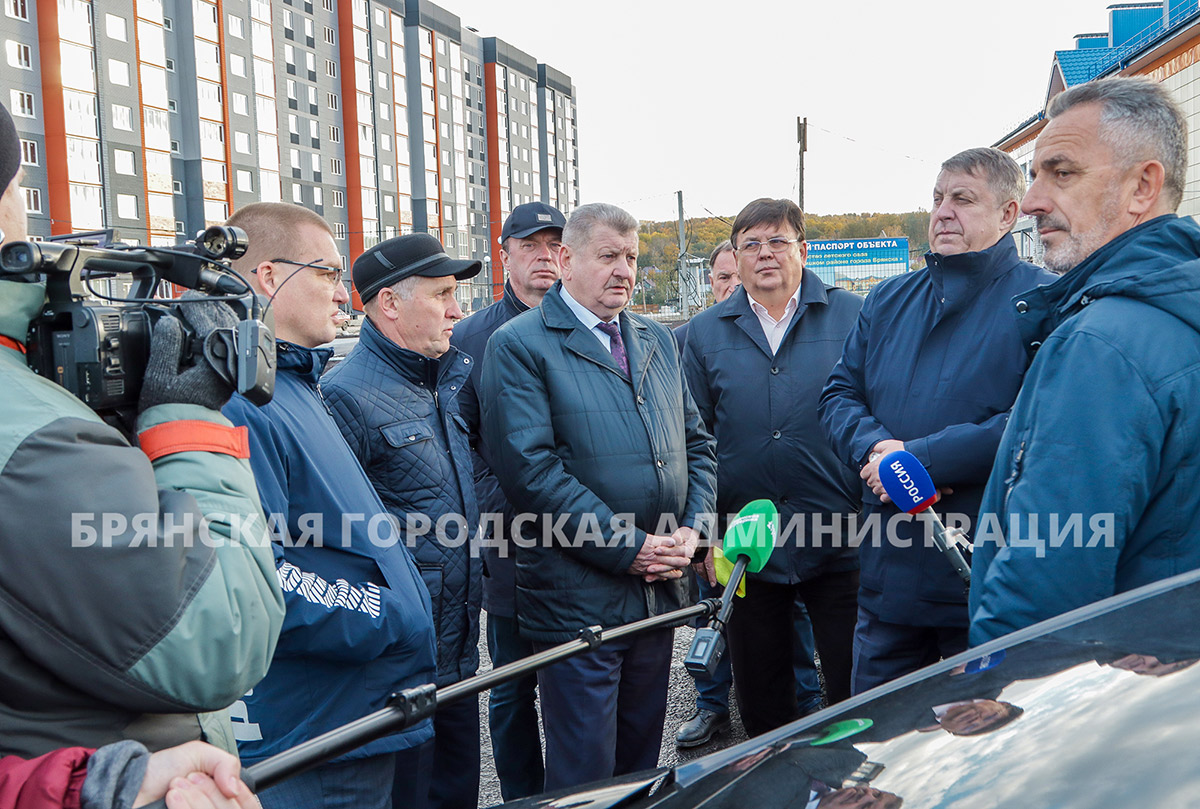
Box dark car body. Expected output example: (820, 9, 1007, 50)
(496, 567, 1200, 808)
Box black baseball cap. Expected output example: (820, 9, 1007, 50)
(0, 103, 20, 191)
(353, 233, 481, 304)
(500, 202, 566, 243)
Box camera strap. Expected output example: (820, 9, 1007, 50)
(0, 335, 25, 354)
(138, 420, 251, 462)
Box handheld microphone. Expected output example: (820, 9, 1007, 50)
(684, 499, 777, 676)
(877, 450, 971, 585)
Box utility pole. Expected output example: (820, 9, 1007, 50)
(677, 190, 689, 319)
(797, 117, 808, 211)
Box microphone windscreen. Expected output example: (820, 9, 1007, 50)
(721, 498, 778, 573)
(878, 450, 940, 514)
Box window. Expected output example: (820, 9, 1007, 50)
(114, 149, 135, 175)
(322, 0, 333, 9)
(326, 92, 339, 110)
(331, 189, 344, 208)
(6, 0, 28, 21)
(377, 71, 388, 90)
(286, 80, 296, 101)
(10, 90, 33, 117)
(329, 157, 342, 175)
(170, 139, 180, 153)
(292, 184, 303, 203)
(163, 16, 172, 30)
(232, 93, 248, 115)
(117, 194, 138, 219)
(325, 59, 336, 77)
(19, 139, 37, 165)
(379, 102, 389, 121)
(112, 104, 133, 130)
(334, 222, 346, 239)
(234, 131, 251, 154)
(228, 14, 244, 38)
(288, 114, 298, 134)
(290, 149, 301, 169)
(323, 26, 335, 44)
(167, 99, 177, 112)
(312, 187, 322, 206)
(172, 180, 182, 193)
(6, 41, 31, 69)
(22, 187, 40, 213)
(105, 13, 127, 40)
(381, 163, 393, 182)
(383, 195, 394, 213)
(230, 54, 246, 77)
(328, 125, 340, 143)
(165, 57, 175, 72)
(109, 59, 131, 86)
(310, 153, 320, 173)
(380, 133, 391, 151)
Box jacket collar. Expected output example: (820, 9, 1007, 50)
(540, 280, 654, 386)
(501, 280, 532, 318)
(277, 340, 334, 384)
(360, 315, 455, 388)
(924, 234, 1020, 315)
(719, 268, 831, 358)
(1014, 214, 1186, 347)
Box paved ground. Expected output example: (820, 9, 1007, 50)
(475, 614, 749, 808)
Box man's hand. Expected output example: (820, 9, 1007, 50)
(860, 439, 905, 503)
(693, 551, 717, 587)
(139, 294, 239, 413)
(133, 741, 257, 809)
(628, 531, 695, 582)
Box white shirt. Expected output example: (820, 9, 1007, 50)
(747, 281, 802, 354)
(559, 284, 617, 351)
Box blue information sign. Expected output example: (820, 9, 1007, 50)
(806, 238, 910, 293)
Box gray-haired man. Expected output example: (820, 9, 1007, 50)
(479, 202, 717, 790)
(970, 77, 1200, 644)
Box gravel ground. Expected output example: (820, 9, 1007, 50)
(475, 614, 748, 808)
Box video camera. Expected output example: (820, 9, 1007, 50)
(0, 226, 275, 433)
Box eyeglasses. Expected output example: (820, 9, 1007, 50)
(266, 257, 345, 288)
(736, 237, 801, 255)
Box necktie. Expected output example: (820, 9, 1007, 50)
(596, 321, 629, 377)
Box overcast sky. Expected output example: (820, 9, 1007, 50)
(447, 0, 1114, 221)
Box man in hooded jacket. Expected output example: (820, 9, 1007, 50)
(970, 77, 1200, 644)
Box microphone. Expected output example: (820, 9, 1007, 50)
(684, 499, 777, 676)
(877, 450, 971, 585)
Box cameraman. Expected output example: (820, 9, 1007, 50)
(0, 102, 284, 759)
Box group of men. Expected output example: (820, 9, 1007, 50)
(4, 73, 1200, 809)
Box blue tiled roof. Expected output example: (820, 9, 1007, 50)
(1055, 47, 1119, 86)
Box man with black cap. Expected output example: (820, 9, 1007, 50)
(221, 203, 437, 809)
(450, 201, 565, 802)
(323, 232, 484, 809)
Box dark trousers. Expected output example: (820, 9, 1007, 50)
(688, 575, 823, 714)
(392, 695, 480, 809)
(851, 604, 969, 695)
(486, 613, 545, 801)
(727, 570, 859, 738)
(535, 629, 672, 791)
(260, 753, 396, 809)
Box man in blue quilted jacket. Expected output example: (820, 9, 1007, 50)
(323, 233, 483, 809)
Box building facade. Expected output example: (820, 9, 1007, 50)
(995, 0, 1200, 263)
(1, 0, 579, 313)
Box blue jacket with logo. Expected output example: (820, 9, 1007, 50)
(223, 342, 437, 764)
(819, 236, 1053, 626)
(449, 281, 531, 618)
(323, 319, 481, 686)
(970, 215, 1200, 644)
(683, 273, 863, 585)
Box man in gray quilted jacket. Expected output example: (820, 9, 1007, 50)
(322, 233, 483, 809)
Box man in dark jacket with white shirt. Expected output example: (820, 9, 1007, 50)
(323, 233, 483, 809)
(970, 79, 1200, 645)
(682, 198, 863, 737)
(479, 202, 717, 791)
(221, 203, 437, 809)
(451, 201, 565, 802)
(819, 148, 1052, 693)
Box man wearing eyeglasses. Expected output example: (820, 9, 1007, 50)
(322, 233, 484, 809)
(221, 203, 438, 809)
(819, 148, 1051, 694)
(681, 198, 863, 737)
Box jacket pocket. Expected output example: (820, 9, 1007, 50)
(381, 419, 434, 450)
(1001, 430, 1029, 515)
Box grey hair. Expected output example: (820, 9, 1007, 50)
(363, 274, 420, 319)
(708, 239, 734, 266)
(562, 202, 638, 250)
(940, 147, 1026, 208)
(1048, 77, 1188, 211)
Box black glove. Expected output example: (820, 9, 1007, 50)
(138, 293, 238, 413)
